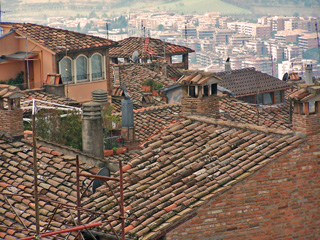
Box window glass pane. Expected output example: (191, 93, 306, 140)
(91, 54, 102, 79)
(60, 58, 72, 83)
(309, 102, 315, 113)
(211, 84, 217, 95)
(76, 56, 88, 81)
(203, 85, 209, 97)
(264, 92, 272, 105)
(275, 91, 281, 104)
(245, 95, 255, 104)
(189, 86, 196, 98)
(257, 94, 263, 105)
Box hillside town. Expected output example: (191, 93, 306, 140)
(0, 2, 320, 240)
(15, 11, 320, 79)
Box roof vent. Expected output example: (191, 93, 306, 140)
(92, 89, 108, 103)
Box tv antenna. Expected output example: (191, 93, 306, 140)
(185, 22, 188, 47)
(315, 22, 320, 63)
(106, 22, 109, 39)
(92, 167, 110, 193)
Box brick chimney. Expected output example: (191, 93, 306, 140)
(82, 101, 104, 158)
(290, 84, 320, 136)
(178, 71, 221, 118)
(0, 85, 24, 141)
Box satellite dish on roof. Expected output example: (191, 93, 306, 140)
(132, 50, 139, 63)
(92, 167, 110, 193)
(282, 72, 289, 82)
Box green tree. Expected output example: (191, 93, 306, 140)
(35, 109, 82, 150)
(89, 11, 98, 19)
(302, 48, 320, 63)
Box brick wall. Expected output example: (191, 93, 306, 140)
(0, 109, 24, 138)
(181, 96, 219, 118)
(292, 113, 320, 136)
(166, 135, 320, 240)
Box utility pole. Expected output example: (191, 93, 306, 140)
(32, 99, 41, 239)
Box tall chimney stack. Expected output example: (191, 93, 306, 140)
(305, 64, 313, 84)
(0, 85, 24, 141)
(82, 102, 104, 158)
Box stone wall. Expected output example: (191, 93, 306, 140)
(166, 134, 320, 240)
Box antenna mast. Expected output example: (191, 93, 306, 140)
(185, 22, 188, 47)
(315, 22, 320, 64)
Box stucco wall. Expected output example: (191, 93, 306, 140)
(66, 80, 109, 103)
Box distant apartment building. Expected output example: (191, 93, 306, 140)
(214, 29, 235, 45)
(199, 39, 215, 52)
(278, 59, 318, 79)
(227, 22, 271, 39)
(243, 57, 273, 76)
(230, 34, 251, 46)
(284, 44, 302, 60)
(284, 18, 309, 31)
(274, 29, 304, 44)
(246, 40, 265, 55)
(298, 33, 318, 50)
(197, 27, 215, 39)
(230, 54, 247, 69)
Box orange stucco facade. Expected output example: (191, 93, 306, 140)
(0, 26, 112, 103)
(0, 30, 55, 89)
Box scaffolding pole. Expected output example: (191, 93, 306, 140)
(18, 222, 102, 240)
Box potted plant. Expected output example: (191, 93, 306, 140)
(152, 81, 163, 96)
(142, 79, 154, 92)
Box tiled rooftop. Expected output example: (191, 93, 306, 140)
(79, 116, 303, 239)
(220, 96, 291, 130)
(177, 71, 222, 85)
(21, 89, 81, 111)
(112, 63, 176, 108)
(134, 104, 181, 143)
(0, 138, 100, 239)
(1, 23, 117, 54)
(109, 37, 194, 58)
(216, 68, 291, 97)
(0, 105, 305, 239)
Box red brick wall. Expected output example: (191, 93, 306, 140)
(292, 113, 320, 136)
(166, 135, 320, 240)
(0, 109, 24, 138)
(181, 96, 219, 118)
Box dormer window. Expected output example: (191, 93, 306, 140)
(189, 86, 196, 98)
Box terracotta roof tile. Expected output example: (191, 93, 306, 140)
(110, 37, 193, 58)
(2, 23, 117, 53)
(216, 68, 291, 96)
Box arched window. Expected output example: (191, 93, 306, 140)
(59, 57, 73, 83)
(91, 54, 103, 80)
(76, 55, 88, 82)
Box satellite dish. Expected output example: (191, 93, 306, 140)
(92, 167, 110, 193)
(282, 72, 289, 82)
(132, 50, 139, 63)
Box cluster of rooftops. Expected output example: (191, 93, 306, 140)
(0, 22, 319, 239)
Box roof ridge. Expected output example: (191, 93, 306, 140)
(186, 115, 296, 136)
(134, 104, 180, 114)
